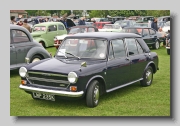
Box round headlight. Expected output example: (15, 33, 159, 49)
(68, 72, 78, 84)
(19, 67, 27, 77)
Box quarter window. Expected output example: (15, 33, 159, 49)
(58, 25, 64, 30)
(48, 25, 57, 32)
(142, 29, 149, 36)
(136, 40, 144, 54)
(111, 39, 126, 58)
(125, 38, 138, 56)
(12, 30, 30, 43)
(149, 29, 156, 35)
(88, 28, 95, 32)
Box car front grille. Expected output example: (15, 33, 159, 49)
(27, 71, 69, 89)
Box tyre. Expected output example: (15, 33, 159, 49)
(140, 66, 153, 87)
(167, 49, 170, 55)
(86, 80, 100, 108)
(30, 55, 43, 63)
(152, 41, 160, 49)
(39, 41, 46, 48)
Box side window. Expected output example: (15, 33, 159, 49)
(144, 18, 147, 21)
(149, 29, 156, 35)
(12, 30, 30, 43)
(58, 25, 64, 30)
(111, 39, 126, 58)
(125, 38, 138, 56)
(142, 29, 149, 36)
(48, 25, 57, 32)
(88, 28, 95, 32)
(136, 40, 144, 54)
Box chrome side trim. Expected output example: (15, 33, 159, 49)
(28, 77, 69, 84)
(106, 78, 143, 93)
(19, 85, 84, 97)
(28, 71, 67, 77)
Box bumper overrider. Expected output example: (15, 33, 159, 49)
(19, 84, 84, 97)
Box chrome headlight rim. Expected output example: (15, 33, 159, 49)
(19, 67, 27, 78)
(68, 72, 78, 84)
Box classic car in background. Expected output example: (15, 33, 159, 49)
(134, 23, 150, 27)
(10, 24, 51, 70)
(19, 32, 159, 108)
(31, 22, 67, 48)
(92, 22, 112, 29)
(54, 25, 98, 49)
(157, 16, 170, 22)
(157, 21, 166, 29)
(162, 21, 170, 33)
(122, 27, 164, 49)
(136, 16, 154, 23)
(114, 20, 136, 28)
(98, 24, 122, 32)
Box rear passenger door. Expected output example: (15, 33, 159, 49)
(125, 38, 147, 81)
(106, 39, 131, 90)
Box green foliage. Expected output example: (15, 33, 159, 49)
(146, 10, 170, 17)
(25, 10, 170, 18)
(73, 10, 83, 16)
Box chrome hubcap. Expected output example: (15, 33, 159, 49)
(93, 85, 99, 104)
(146, 69, 152, 85)
(32, 58, 40, 63)
(156, 42, 159, 49)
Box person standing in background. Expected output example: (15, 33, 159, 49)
(78, 17, 86, 25)
(22, 19, 31, 33)
(151, 18, 158, 31)
(10, 16, 17, 25)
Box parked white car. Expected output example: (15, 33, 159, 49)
(162, 21, 170, 33)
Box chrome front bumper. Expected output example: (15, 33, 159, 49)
(19, 85, 84, 97)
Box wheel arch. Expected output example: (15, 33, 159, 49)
(26, 47, 51, 62)
(144, 61, 157, 75)
(85, 75, 106, 96)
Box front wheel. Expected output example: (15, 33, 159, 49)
(140, 66, 153, 87)
(86, 80, 100, 108)
(152, 41, 160, 49)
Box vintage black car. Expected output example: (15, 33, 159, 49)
(19, 32, 159, 108)
(122, 27, 164, 49)
(10, 24, 51, 70)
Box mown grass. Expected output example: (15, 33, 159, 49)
(10, 44, 170, 116)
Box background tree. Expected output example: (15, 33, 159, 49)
(73, 10, 83, 16)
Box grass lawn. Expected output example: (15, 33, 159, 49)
(10, 45, 170, 116)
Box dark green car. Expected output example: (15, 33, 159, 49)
(31, 22, 67, 48)
(10, 24, 51, 70)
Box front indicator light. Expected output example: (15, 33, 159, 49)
(21, 80, 27, 85)
(70, 86, 77, 92)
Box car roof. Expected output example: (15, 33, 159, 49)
(123, 27, 151, 29)
(65, 32, 141, 40)
(158, 16, 170, 18)
(71, 25, 96, 28)
(10, 24, 33, 41)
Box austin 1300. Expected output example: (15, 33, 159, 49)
(19, 32, 159, 108)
